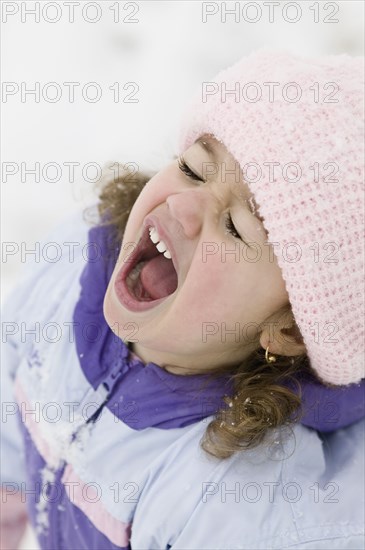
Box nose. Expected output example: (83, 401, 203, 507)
(166, 189, 213, 239)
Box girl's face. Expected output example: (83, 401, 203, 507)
(104, 135, 290, 374)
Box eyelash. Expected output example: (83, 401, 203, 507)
(177, 155, 203, 182)
(177, 155, 243, 242)
(224, 214, 242, 240)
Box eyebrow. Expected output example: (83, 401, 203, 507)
(195, 137, 218, 160)
(246, 195, 262, 220)
(247, 196, 268, 233)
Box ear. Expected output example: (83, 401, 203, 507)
(259, 322, 307, 358)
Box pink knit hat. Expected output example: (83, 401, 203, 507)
(178, 49, 364, 386)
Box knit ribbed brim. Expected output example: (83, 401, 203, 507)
(178, 49, 364, 386)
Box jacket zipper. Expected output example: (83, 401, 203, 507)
(48, 463, 67, 550)
(49, 360, 127, 548)
(85, 363, 126, 424)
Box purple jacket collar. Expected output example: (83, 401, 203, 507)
(73, 219, 364, 432)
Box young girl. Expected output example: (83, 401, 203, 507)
(1, 49, 364, 550)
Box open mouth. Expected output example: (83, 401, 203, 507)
(114, 224, 179, 312)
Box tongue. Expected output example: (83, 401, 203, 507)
(140, 255, 178, 300)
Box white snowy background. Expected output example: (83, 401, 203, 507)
(1, 1, 363, 548)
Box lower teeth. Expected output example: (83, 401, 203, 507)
(128, 261, 147, 283)
(126, 261, 153, 301)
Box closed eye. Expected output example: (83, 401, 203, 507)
(177, 155, 248, 245)
(226, 213, 252, 245)
(177, 155, 205, 182)
(225, 213, 242, 241)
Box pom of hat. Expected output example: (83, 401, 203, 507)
(178, 49, 364, 386)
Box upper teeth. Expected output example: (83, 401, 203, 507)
(149, 227, 172, 259)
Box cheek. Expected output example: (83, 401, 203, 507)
(177, 251, 282, 326)
(175, 255, 241, 319)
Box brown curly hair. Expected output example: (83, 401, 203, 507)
(83, 161, 316, 460)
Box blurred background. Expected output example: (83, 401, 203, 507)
(1, 1, 364, 547)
